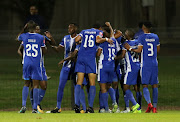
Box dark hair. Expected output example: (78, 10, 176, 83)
(126, 29, 135, 39)
(93, 23, 101, 29)
(102, 24, 110, 34)
(27, 20, 36, 31)
(30, 5, 38, 10)
(143, 21, 152, 29)
(69, 23, 78, 28)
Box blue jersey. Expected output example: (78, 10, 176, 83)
(124, 39, 140, 70)
(59, 35, 77, 68)
(18, 33, 45, 67)
(134, 29, 144, 39)
(98, 38, 120, 69)
(78, 28, 103, 58)
(138, 33, 160, 67)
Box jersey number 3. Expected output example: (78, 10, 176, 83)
(26, 44, 38, 57)
(147, 43, 154, 56)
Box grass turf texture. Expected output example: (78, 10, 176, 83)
(0, 43, 180, 110)
(0, 111, 180, 122)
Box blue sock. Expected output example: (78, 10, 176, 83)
(143, 87, 151, 104)
(153, 87, 158, 108)
(29, 89, 33, 108)
(57, 79, 68, 109)
(101, 92, 108, 111)
(136, 91, 142, 109)
(38, 89, 46, 105)
(33, 88, 39, 110)
(99, 91, 104, 109)
(124, 94, 129, 107)
(22, 86, 29, 107)
(75, 85, 81, 106)
(80, 88, 86, 111)
(89, 86, 96, 108)
(108, 88, 116, 104)
(114, 88, 119, 105)
(125, 89, 137, 106)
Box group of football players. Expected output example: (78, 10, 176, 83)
(17, 20, 160, 114)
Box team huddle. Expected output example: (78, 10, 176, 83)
(17, 20, 160, 114)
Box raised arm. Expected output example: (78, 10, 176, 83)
(44, 31, 56, 46)
(96, 36, 113, 44)
(16, 24, 28, 41)
(105, 22, 114, 38)
(114, 30, 122, 39)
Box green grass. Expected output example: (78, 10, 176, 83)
(0, 43, 180, 110)
(0, 111, 180, 122)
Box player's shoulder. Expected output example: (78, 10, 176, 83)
(63, 35, 70, 39)
(151, 33, 159, 38)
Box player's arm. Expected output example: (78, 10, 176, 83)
(16, 24, 27, 41)
(115, 49, 126, 60)
(105, 22, 114, 38)
(114, 30, 122, 39)
(44, 31, 56, 46)
(17, 44, 24, 57)
(124, 42, 143, 53)
(96, 48, 102, 57)
(157, 45, 160, 54)
(58, 50, 78, 66)
(96, 36, 114, 44)
(51, 45, 64, 52)
(42, 46, 47, 54)
(75, 35, 82, 43)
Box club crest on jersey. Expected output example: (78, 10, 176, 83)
(99, 32, 103, 37)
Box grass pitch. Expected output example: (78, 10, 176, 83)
(0, 111, 180, 122)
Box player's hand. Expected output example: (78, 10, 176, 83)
(123, 42, 131, 50)
(105, 22, 111, 27)
(44, 31, 52, 39)
(58, 60, 64, 67)
(107, 38, 114, 45)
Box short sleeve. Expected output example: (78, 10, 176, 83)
(99, 43, 104, 49)
(18, 34, 24, 41)
(115, 40, 120, 52)
(59, 38, 65, 47)
(156, 36, 160, 46)
(79, 30, 84, 37)
(97, 30, 103, 38)
(45, 36, 51, 42)
(138, 35, 143, 46)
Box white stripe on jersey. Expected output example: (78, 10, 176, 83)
(125, 52, 132, 72)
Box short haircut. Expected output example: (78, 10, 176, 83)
(27, 20, 36, 31)
(143, 21, 152, 29)
(102, 24, 110, 34)
(126, 29, 135, 39)
(93, 23, 101, 29)
(69, 23, 78, 28)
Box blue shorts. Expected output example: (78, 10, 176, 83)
(98, 67, 114, 83)
(75, 57, 97, 74)
(23, 63, 42, 81)
(124, 66, 139, 85)
(141, 66, 158, 85)
(41, 66, 47, 81)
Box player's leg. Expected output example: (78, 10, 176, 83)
(32, 79, 40, 113)
(151, 66, 159, 113)
(124, 84, 139, 112)
(86, 73, 96, 113)
(112, 81, 119, 106)
(29, 80, 33, 108)
(99, 83, 109, 112)
(74, 72, 85, 113)
(51, 67, 70, 113)
(134, 71, 142, 110)
(152, 84, 158, 113)
(141, 67, 153, 113)
(37, 80, 47, 113)
(80, 84, 86, 113)
(19, 80, 31, 113)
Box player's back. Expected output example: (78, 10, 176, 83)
(78, 28, 102, 58)
(20, 33, 45, 67)
(139, 33, 159, 67)
(125, 39, 140, 69)
(99, 38, 118, 69)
